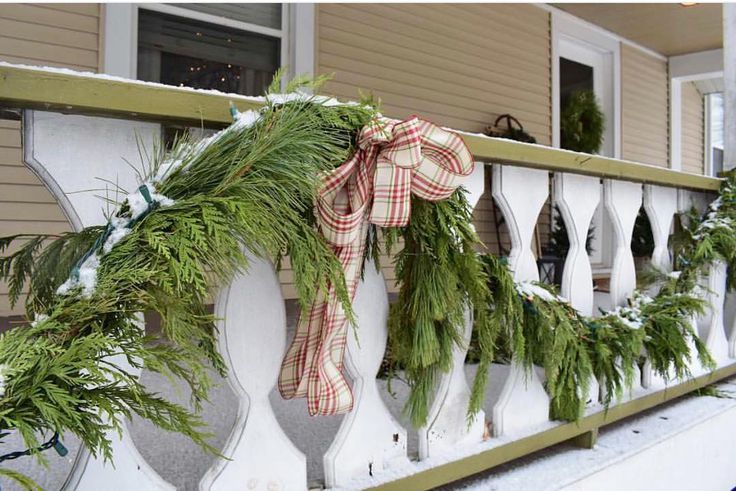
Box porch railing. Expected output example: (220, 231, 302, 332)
(0, 64, 733, 491)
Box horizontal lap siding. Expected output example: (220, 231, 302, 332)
(315, 3, 552, 289)
(0, 4, 100, 315)
(681, 81, 704, 175)
(621, 45, 669, 167)
(0, 120, 72, 315)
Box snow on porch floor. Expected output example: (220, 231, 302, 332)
(441, 378, 736, 491)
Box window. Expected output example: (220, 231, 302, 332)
(559, 58, 594, 115)
(706, 92, 724, 177)
(137, 5, 282, 96)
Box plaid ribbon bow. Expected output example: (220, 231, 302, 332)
(278, 116, 474, 415)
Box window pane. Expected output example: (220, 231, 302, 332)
(173, 3, 282, 30)
(559, 57, 593, 108)
(138, 9, 279, 96)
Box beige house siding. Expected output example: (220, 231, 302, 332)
(0, 3, 102, 315)
(621, 44, 670, 167)
(0, 3, 102, 71)
(316, 3, 552, 260)
(681, 81, 704, 175)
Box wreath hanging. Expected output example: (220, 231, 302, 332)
(560, 90, 605, 154)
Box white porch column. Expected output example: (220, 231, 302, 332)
(725, 4, 736, 170)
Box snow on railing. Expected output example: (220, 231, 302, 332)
(3, 64, 736, 490)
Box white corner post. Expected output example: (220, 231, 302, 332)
(725, 3, 736, 171)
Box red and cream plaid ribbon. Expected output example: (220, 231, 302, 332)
(277, 116, 474, 415)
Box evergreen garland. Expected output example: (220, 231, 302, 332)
(0, 69, 733, 489)
(384, 191, 499, 427)
(0, 75, 376, 486)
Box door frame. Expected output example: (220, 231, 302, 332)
(551, 12, 621, 160)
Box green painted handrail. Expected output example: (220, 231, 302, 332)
(0, 64, 721, 192)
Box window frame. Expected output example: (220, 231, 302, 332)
(705, 92, 725, 177)
(102, 3, 314, 87)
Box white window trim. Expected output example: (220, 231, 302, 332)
(101, 3, 313, 90)
(668, 49, 724, 173)
(704, 93, 725, 177)
(551, 11, 622, 159)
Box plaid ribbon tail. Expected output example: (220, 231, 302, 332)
(278, 117, 474, 416)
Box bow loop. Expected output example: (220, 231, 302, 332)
(370, 118, 473, 227)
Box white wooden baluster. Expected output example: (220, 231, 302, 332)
(23, 110, 174, 490)
(641, 185, 677, 389)
(201, 251, 306, 491)
(728, 292, 736, 358)
(555, 173, 601, 404)
(323, 262, 409, 488)
(679, 191, 728, 373)
(491, 164, 550, 436)
(419, 163, 486, 459)
(696, 261, 730, 367)
(554, 173, 600, 316)
(603, 180, 643, 400)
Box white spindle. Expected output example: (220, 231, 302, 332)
(201, 251, 306, 491)
(643, 186, 677, 275)
(491, 164, 550, 436)
(554, 173, 600, 316)
(554, 173, 601, 404)
(727, 292, 736, 358)
(603, 180, 643, 400)
(323, 261, 409, 487)
(419, 163, 486, 459)
(679, 191, 728, 373)
(695, 261, 730, 367)
(604, 180, 641, 308)
(641, 185, 678, 389)
(25, 110, 173, 490)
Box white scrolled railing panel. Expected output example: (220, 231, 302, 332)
(201, 251, 306, 491)
(418, 163, 486, 459)
(491, 164, 550, 436)
(603, 179, 643, 400)
(323, 261, 409, 487)
(554, 173, 601, 404)
(23, 110, 173, 490)
(641, 185, 678, 388)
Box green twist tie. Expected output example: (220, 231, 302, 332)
(69, 184, 156, 283)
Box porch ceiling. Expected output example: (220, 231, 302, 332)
(553, 3, 723, 56)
